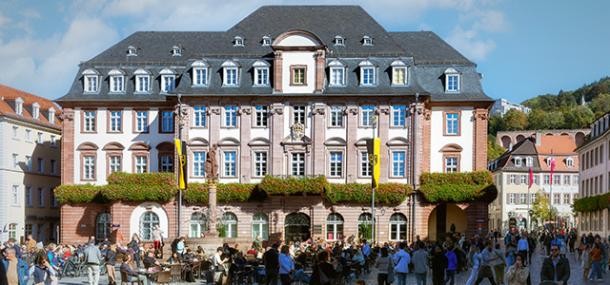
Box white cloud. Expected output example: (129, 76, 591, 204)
(446, 26, 496, 61)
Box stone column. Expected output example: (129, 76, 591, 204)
(314, 50, 325, 93)
(60, 108, 75, 184)
(473, 108, 489, 171)
(208, 105, 221, 146)
(208, 182, 218, 236)
(239, 105, 252, 183)
(412, 102, 426, 186)
(346, 106, 359, 183)
(312, 103, 326, 176)
(378, 105, 390, 182)
(273, 51, 283, 93)
(270, 103, 284, 175)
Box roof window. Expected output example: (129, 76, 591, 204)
(127, 45, 137, 56)
(262, 36, 272, 46)
(172, 45, 182, 56)
(234, 36, 244, 47)
(362, 35, 373, 46)
(334, 36, 345, 46)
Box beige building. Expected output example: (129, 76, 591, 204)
(576, 113, 610, 237)
(0, 84, 62, 243)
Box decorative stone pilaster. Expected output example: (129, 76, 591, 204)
(412, 102, 426, 186)
(60, 108, 75, 184)
(208, 106, 221, 147)
(346, 106, 359, 182)
(239, 106, 252, 182)
(473, 108, 489, 170)
(311, 103, 326, 176)
(377, 105, 390, 182)
(273, 51, 283, 93)
(270, 103, 284, 175)
(314, 50, 325, 93)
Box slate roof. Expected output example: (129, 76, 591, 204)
(57, 5, 492, 104)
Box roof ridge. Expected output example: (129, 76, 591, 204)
(0, 84, 56, 103)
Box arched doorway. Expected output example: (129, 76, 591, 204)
(285, 212, 310, 242)
(428, 204, 467, 241)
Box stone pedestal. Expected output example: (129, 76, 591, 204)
(208, 181, 218, 236)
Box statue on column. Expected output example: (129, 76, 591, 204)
(205, 144, 218, 182)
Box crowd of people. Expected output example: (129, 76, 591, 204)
(0, 227, 608, 285)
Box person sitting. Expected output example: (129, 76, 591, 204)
(120, 254, 147, 285)
(143, 251, 160, 269)
(167, 252, 182, 264)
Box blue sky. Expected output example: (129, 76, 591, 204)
(0, 0, 608, 104)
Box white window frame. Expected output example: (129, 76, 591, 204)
(292, 105, 306, 125)
(262, 36, 272, 46)
(135, 155, 148, 173)
(389, 214, 407, 241)
(329, 66, 346, 86)
(329, 106, 344, 127)
(329, 151, 344, 178)
(252, 213, 269, 240)
(253, 151, 268, 177)
(109, 110, 122, 132)
(326, 213, 344, 241)
(360, 66, 376, 86)
(525, 157, 533, 167)
(566, 157, 574, 167)
(253, 61, 270, 86)
(37, 132, 43, 144)
(135, 111, 149, 132)
(26, 155, 32, 171)
(193, 151, 206, 177)
(161, 74, 176, 93)
(135, 69, 151, 93)
(11, 185, 19, 206)
(192, 61, 209, 87)
(334, 36, 345, 46)
(159, 154, 173, 172)
(360, 105, 375, 127)
(223, 106, 238, 128)
(83, 111, 96, 132)
(50, 135, 57, 147)
(444, 68, 461, 93)
(514, 156, 522, 167)
(360, 151, 372, 177)
(390, 105, 406, 127)
(445, 157, 458, 173)
(193, 105, 207, 127)
(109, 69, 125, 93)
(84, 74, 99, 93)
(160, 110, 174, 133)
(391, 61, 408, 86)
(32, 103, 40, 120)
(223, 66, 239, 87)
(445, 113, 459, 135)
(83, 155, 95, 180)
(233, 36, 244, 47)
(391, 151, 406, 177)
(109, 155, 121, 173)
(15, 97, 23, 116)
(291, 153, 305, 176)
(48, 109, 55, 124)
(254, 105, 268, 127)
(172, 46, 181, 56)
(222, 151, 237, 177)
(362, 35, 373, 46)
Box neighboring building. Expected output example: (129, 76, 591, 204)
(496, 129, 589, 150)
(489, 133, 580, 231)
(575, 113, 610, 237)
(56, 6, 493, 244)
(490, 98, 531, 117)
(0, 84, 62, 243)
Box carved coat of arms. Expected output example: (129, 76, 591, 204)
(290, 122, 305, 141)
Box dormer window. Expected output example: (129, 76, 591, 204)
(160, 68, 176, 93)
(444, 68, 460, 93)
(191, 60, 209, 87)
(359, 60, 376, 86)
(171, 45, 182, 56)
(82, 69, 99, 93)
(525, 157, 533, 167)
(108, 69, 125, 93)
(253, 60, 270, 86)
(48, 108, 55, 124)
(566, 157, 574, 168)
(328, 60, 346, 87)
(221, 61, 239, 87)
(545, 156, 554, 166)
(134, 69, 151, 93)
(391, 60, 407, 86)
(127, 45, 137, 56)
(15, 97, 23, 116)
(32, 103, 40, 120)
(233, 36, 244, 47)
(362, 35, 373, 46)
(514, 156, 522, 167)
(334, 36, 345, 46)
(262, 36, 272, 46)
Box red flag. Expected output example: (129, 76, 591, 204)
(549, 158, 556, 184)
(527, 167, 534, 189)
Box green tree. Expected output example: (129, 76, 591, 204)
(545, 111, 565, 129)
(589, 93, 610, 117)
(562, 106, 594, 129)
(488, 115, 505, 136)
(503, 109, 528, 130)
(487, 135, 506, 161)
(527, 109, 548, 129)
(531, 192, 558, 223)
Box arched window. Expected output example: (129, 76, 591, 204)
(326, 213, 344, 241)
(221, 212, 238, 238)
(389, 213, 407, 241)
(189, 212, 207, 238)
(96, 213, 111, 241)
(252, 213, 269, 240)
(139, 211, 159, 240)
(358, 213, 374, 240)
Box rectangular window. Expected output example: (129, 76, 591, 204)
(109, 155, 121, 173)
(193, 68, 208, 86)
(508, 174, 516, 184)
(159, 154, 173, 172)
(135, 111, 149, 132)
(361, 105, 375, 127)
(83, 156, 95, 180)
(12, 154, 18, 169)
(534, 174, 540, 185)
(254, 67, 269, 86)
(223, 151, 237, 177)
(291, 66, 306, 85)
(110, 76, 124, 92)
(37, 158, 44, 173)
(193, 151, 206, 177)
(109, 110, 122, 132)
(329, 106, 344, 127)
(160, 111, 174, 133)
(224, 67, 238, 86)
(135, 156, 148, 173)
(136, 75, 150, 92)
(444, 156, 458, 173)
(563, 193, 570, 204)
(329, 151, 343, 177)
(392, 67, 407, 85)
(563, 175, 570, 185)
(193, 106, 207, 127)
(291, 153, 305, 176)
(553, 193, 560, 205)
(37, 132, 43, 144)
(520, 175, 527, 184)
(161, 75, 175, 92)
(11, 185, 19, 206)
(12, 126, 18, 139)
(360, 151, 372, 177)
(392, 151, 406, 177)
(83, 111, 96, 132)
(508, 193, 515, 205)
(519, 193, 527, 204)
(446, 74, 459, 92)
(253, 152, 267, 177)
(293, 106, 306, 125)
(38, 188, 44, 208)
(544, 174, 550, 185)
(445, 112, 459, 135)
(329, 67, 345, 86)
(26, 187, 32, 207)
(391, 105, 406, 127)
(50, 160, 56, 175)
(254, 105, 268, 127)
(84, 75, 98, 92)
(224, 106, 238, 127)
(553, 175, 561, 185)
(26, 156, 32, 171)
(361, 67, 375, 86)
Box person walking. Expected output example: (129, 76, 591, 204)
(581, 243, 592, 281)
(466, 245, 482, 285)
(102, 245, 117, 285)
(279, 245, 294, 285)
(492, 243, 506, 285)
(412, 242, 429, 285)
(445, 244, 458, 285)
(540, 245, 570, 285)
(431, 245, 448, 285)
(589, 243, 603, 281)
(83, 236, 102, 285)
(375, 247, 391, 285)
(1, 248, 28, 285)
(31, 255, 58, 285)
(506, 255, 528, 285)
(151, 226, 163, 258)
(516, 235, 529, 266)
(392, 242, 411, 285)
(263, 243, 280, 285)
(475, 241, 497, 285)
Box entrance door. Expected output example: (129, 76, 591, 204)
(284, 212, 311, 242)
